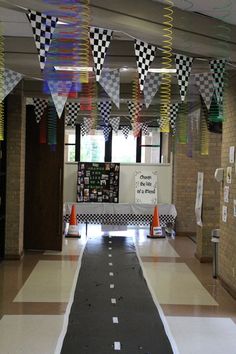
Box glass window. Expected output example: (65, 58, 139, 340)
(141, 128, 161, 164)
(65, 128, 76, 162)
(80, 129, 105, 162)
(112, 130, 136, 163)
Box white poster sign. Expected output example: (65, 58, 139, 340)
(222, 205, 228, 223)
(195, 172, 204, 227)
(224, 186, 230, 203)
(229, 146, 235, 163)
(234, 200, 236, 218)
(135, 171, 158, 204)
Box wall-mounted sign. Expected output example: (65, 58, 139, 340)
(229, 146, 235, 163)
(135, 171, 158, 204)
(195, 172, 204, 227)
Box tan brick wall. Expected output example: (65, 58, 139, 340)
(5, 84, 25, 258)
(219, 73, 236, 293)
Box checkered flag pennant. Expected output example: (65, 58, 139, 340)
(109, 117, 120, 133)
(175, 54, 194, 102)
(97, 101, 112, 126)
(132, 122, 142, 137)
(99, 69, 120, 108)
(27, 10, 58, 71)
(0, 69, 23, 103)
(33, 98, 48, 123)
(194, 73, 215, 110)
(103, 126, 111, 141)
(122, 126, 130, 139)
(142, 123, 150, 136)
(134, 39, 156, 92)
(209, 59, 226, 105)
(81, 117, 91, 136)
(65, 102, 80, 127)
(169, 103, 180, 130)
(127, 101, 143, 122)
(143, 72, 161, 108)
(90, 27, 113, 82)
(47, 81, 72, 118)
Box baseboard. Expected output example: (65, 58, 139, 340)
(219, 276, 236, 300)
(195, 253, 212, 263)
(4, 251, 24, 260)
(176, 232, 196, 237)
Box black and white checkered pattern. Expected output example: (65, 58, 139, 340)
(109, 117, 120, 133)
(47, 80, 72, 118)
(65, 102, 80, 127)
(194, 73, 215, 110)
(64, 213, 175, 227)
(90, 27, 113, 82)
(33, 98, 48, 123)
(132, 122, 142, 137)
(98, 101, 112, 126)
(169, 103, 180, 134)
(99, 69, 120, 108)
(143, 71, 161, 108)
(81, 117, 91, 136)
(122, 126, 130, 139)
(209, 59, 226, 105)
(142, 123, 150, 136)
(127, 101, 143, 122)
(27, 10, 58, 71)
(103, 126, 111, 141)
(1, 69, 23, 102)
(175, 54, 194, 102)
(134, 39, 156, 92)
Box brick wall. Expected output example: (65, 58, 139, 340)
(219, 73, 236, 294)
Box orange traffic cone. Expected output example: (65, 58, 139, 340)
(147, 206, 165, 239)
(66, 204, 81, 238)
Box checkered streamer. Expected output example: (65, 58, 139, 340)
(99, 69, 120, 108)
(122, 126, 130, 139)
(47, 81, 72, 119)
(134, 39, 156, 92)
(0, 69, 23, 103)
(33, 98, 48, 123)
(143, 72, 161, 108)
(90, 27, 113, 82)
(175, 54, 194, 102)
(209, 59, 226, 105)
(65, 102, 80, 127)
(27, 10, 58, 71)
(97, 101, 112, 126)
(142, 123, 150, 136)
(194, 73, 215, 110)
(132, 122, 142, 137)
(127, 101, 143, 122)
(109, 117, 120, 133)
(81, 117, 92, 136)
(103, 126, 111, 141)
(169, 103, 180, 133)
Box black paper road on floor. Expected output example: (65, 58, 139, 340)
(61, 236, 174, 354)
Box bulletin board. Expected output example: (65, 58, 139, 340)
(77, 162, 120, 203)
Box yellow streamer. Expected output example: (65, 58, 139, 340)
(160, 0, 174, 133)
(177, 103, 188, 144)
(200, 112, 209, 155)
(131, 78, 140, 124)
(0, 23, 4, 141)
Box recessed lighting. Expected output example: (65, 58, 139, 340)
(148, 68, 177, 73)
(54, 66, 93, 72)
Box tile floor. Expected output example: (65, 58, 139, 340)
(0, 225, 236, 354)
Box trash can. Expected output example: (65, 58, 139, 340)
(211, 229, 220, 279)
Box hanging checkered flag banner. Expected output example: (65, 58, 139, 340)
(127, 101, 143, 122)
(109, 117, 120, 133)
(81, 117, 92, 136)
(134, 39, 156, 92)
(98, 101, 112, 126)
(90, 27, 113, 82)
(142, 123, 150, 136)
(99, 69, 120, 108)
(33, 98, 48, 123)
(132, 122, 143, 137)
(0, 69, 23, 103)
(103, 126, 111, 141)
(175, 54, 194, 102)
(169, 103, 180, 133)
(65, 102, 80, 127)
(194, 72, 215, 110)
(47, 81, 72, 119)
(27, 10, 58, 71)
(143, 72, 161, 108)
(122, 125, 130, 139)
(209, 59, 226, 105)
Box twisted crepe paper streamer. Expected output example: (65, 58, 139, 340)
(200, 110, 209, 156)
(90, 79, 98, 129)
(160, 0, 174, 133)
(48, 100, 57, 146)
(176, 103, 188, 144)
(131, 77, 141, 125)
(0, 24, 4, 141)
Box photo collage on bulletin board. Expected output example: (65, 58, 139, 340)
(77, 163, 120, 203)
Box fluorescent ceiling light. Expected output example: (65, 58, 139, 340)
(54, 66, 93, 72)
(149, 68, 177, 73)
